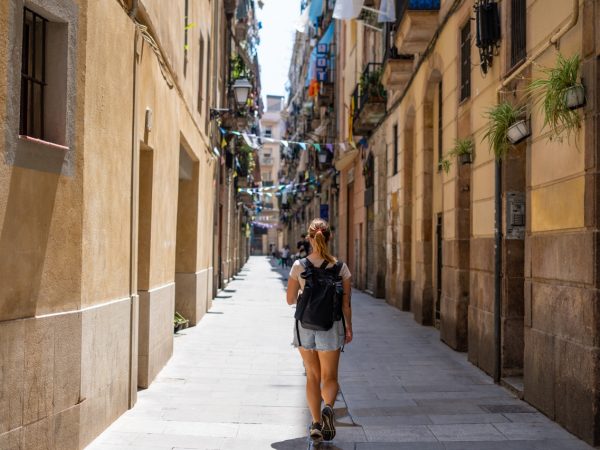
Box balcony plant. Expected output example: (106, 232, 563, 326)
(231, 54, 251, 80)
(528, 53, 585, 141)
(360, 66, 386, 101)
(483, 102, 528, 159)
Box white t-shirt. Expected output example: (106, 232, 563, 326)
(289, 257, 352, 292)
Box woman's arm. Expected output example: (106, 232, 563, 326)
(342, 277, 353, 344)
(287, 277, 300, 305)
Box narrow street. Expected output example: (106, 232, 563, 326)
(88, 257, 591, 450)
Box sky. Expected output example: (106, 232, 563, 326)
(256, 0, 301, 103)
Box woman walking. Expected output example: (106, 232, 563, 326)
(286, 218, 352, 443)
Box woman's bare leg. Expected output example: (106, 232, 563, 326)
(317, 349, 341, 407)
(298, 348, 322, 422)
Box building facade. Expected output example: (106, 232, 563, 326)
(0, 0, 256, 448)
(257, 95, 286, 254)
(329, 0, 600, 444)
(282, 3, 339, 260)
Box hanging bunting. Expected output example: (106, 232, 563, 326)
(333, 0, 365, 20)
(377, 0, 396, 22)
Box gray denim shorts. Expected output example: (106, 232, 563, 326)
(292, 319, 345, 351)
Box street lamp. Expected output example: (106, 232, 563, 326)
(317, 152, 328, 164)
(232, 78, 252, 107)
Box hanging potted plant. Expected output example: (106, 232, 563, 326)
(483, 102, 528, 159)
(452, 137, 474, 165)
(528, 53, 585, 141)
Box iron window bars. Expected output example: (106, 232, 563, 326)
(20, 7, 48, 140)
(460, 21, 471, 101)
(510, 0, 526, 68)
(474, 0, 501, 75)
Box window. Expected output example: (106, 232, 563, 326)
(511, 0, 526, 67)
(20, 8, 48, 140)
(263, 152, 271, 158)
(264, 128, 272, 138)
(460, 21, 471, 102)
(392, 124, 398, 175)
(437, 81, 443, 168)
(197, 35, 204, 114)
(262, 172, 272, 181)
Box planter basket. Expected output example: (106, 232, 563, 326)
(565, 84, 586, 110)
(507, 119, 531, 145)
(459, 153, 472, 165)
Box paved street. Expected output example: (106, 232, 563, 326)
(87, 256, 592, 450)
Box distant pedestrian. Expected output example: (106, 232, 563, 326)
(280, 246, 290, 268)
(286, 218, 352, 444)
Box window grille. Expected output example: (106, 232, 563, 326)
(511, 0, 526, 67)
(460, 22, 471, 101)
(20, 8, 48, 139)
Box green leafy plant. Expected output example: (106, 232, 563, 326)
(528, 53, 584, 141)
(451, 137, 474, 157)
(360, 67, 386, 100)
(483, 102, 526, 159)
(440, 138, 474, 173)
(231, 54, 251, 80)
(174, 312, 189, 332)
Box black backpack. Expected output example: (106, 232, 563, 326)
(294, 259, 345, 343)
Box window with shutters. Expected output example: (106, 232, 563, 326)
(460, 21, 471, 102)
(510, 0, 526, 68)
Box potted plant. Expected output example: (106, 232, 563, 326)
(360, 67, 386, 101)
(174, 312, 189, 333)
(528, 53, 585, 141)
(452, 137, 474, 165)
(483, 102, 528, 159)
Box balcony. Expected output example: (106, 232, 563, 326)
(260, 157, 274, 166)
(381, 49, 414, 92)
(394, 0, 441, 54)
(352, 63, 387, 136)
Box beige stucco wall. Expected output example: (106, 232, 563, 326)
(0, 0, 222, 447)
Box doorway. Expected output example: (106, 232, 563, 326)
(435, 213, 443, 328)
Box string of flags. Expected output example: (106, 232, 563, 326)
(219, 127, 360, 154)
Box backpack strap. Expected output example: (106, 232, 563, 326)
(300, 257, 313, 269)
(334, 261, 344, 277)
(295, 319, 302, 348)
(319, 260, 329, 269)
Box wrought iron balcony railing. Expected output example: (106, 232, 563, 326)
(351, 63, 387, 135)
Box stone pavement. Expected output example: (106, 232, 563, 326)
(87, 256, 592, 450)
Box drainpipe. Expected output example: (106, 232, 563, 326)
(493, 0, 579, 383)
(128, 2, 140, 406)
